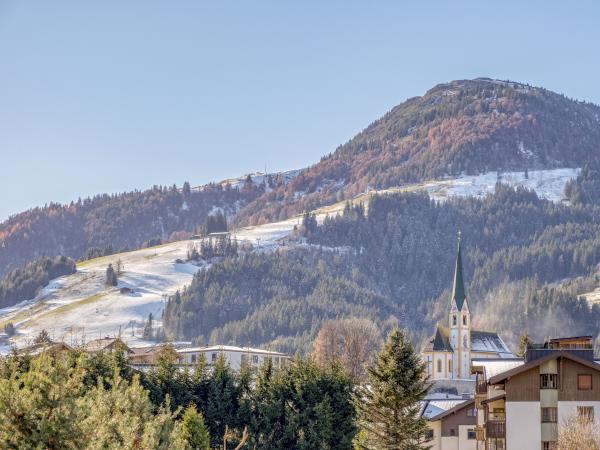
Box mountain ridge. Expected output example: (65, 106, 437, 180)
(236, 78, 600, 225)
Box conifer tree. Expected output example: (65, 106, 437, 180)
(172, 404, 211, 450)
(355, 329, 430, 450)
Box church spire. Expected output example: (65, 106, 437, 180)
(451, 232, 466, 311)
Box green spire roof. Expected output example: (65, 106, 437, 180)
(452, 233, 467, 311)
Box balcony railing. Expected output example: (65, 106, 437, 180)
(486, 421, 506, 438)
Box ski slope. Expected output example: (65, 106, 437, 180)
(0, 167, 579, 352)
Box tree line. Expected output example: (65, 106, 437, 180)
(0, 328, 430, 449)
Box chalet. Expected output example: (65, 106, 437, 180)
(83, 337, 133, 355)
(425, 399, 478, 450)
(129, 344, 168, 365)
(18, 341, 72, 356)
(473, 336, 600, 450)
(422, 236, 514, 382)
(177, 345, 288, 371)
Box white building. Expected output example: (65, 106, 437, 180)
(177, 345, 288, 371)
(422, 236, 513, 381)
(474, 336, 600, 450)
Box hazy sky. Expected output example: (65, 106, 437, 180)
(1, 1, 599, 220)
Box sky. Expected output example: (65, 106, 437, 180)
(1, 1, 599, 220)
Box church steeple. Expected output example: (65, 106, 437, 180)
(451, 232, 466, 311)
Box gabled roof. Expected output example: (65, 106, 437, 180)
(429, 398, 475, 421)
(423, 326, 453, 352)
(84, 337, 133, 353)
(489, 351, 600, 385)
(451, 235, 467, 311)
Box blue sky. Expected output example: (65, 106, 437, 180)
(1, 1, 599, 220)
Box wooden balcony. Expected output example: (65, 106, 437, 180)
(486, 420, 506, 438)
(476, 382, 488, 394)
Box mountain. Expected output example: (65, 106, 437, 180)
(0, 182, 264, 278)
(237, 78, 600, 225)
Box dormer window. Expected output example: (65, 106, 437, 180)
(452, 315, 457, 326)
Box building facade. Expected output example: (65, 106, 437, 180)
(177, 345, 288, 371)
(425, 399, 478, 450)
(473, 337, 600, 450)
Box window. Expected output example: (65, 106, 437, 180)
(578, 406, 594, 421)
(191, 354, 197, 363)
(437, 359, 442, 373)
(448, 360, 452, 373)
(467, 429, 476, 440)
(541, 407, 557, 423)
(463, 315, 467, 326)
(466, 408, 477, 417)
(452, 315, 457, 326)
(540, 374, 559, 389)
(424, 429, 434, 441)
(241, 354, 248, 364)
(578, 374, 593, 391)
(252, 355, 259, 364)
(449, 428, 455, 436)
(211, 352, 217, 362)
(542, 441, 557, 450)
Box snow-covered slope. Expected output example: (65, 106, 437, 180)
(0, 167, 579, 352)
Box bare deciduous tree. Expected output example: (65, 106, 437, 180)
(558, 414, 600, 450)
(312, 317, 382, 381)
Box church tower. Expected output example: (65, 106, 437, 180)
(449, 233, 471, 379)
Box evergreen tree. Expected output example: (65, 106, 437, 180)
(173, 404, 211, 450)
(105, 264, 118, 287)
(356, 329, 430, 450)
(33, 328, 52, 344)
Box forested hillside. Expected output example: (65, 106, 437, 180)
(237, 78, 600, 225)
(0, 181, 263, 277)
(165, 183, 600, 353)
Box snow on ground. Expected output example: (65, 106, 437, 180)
(0, 167, 579, 353)
(367, 168, 579, 203)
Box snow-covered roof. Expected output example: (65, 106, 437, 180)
(471, 358, 524, 379)
(177, 345, 287, 357)
(471, 330, 514, 357)
(421, 399, 471, 420)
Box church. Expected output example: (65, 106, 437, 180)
(422, 235, 514, 381)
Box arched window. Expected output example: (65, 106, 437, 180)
(448, 360, 453, 373)
(463, 315, 467, 326)
(452, 315, 457, 326)
(437, 359, 442, 373)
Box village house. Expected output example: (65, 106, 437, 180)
(473, 336, 600, 450)
(424, 398, 478, 450)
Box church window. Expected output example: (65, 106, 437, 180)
(463, 315, 467, 326)
(448, 360, 452, 373)
(437, 359, 442, 373)
(452, 315, 457, 326)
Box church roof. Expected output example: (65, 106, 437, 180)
(424, 326, 453, 352)
(471, 330, 513, 356)
(423, 327, 514, 357)
(451, 235, 467, 311)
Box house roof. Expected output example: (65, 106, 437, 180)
(471, 358, 524, 378)
(18, 341, 72, 355)
(489, 351, 600, 385)
(177, 345, 287, 357)
(84, 338, 133, 353)
(429, 398, 475, 421)
(130, 345, 165, 356)
(451, 235, 467, 311)
(423, 327, 514, 357)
